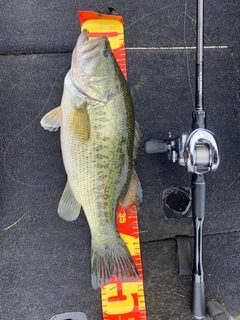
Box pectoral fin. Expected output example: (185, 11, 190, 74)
(40, 106, 62, 132)
(72, 104, 90, 141)
(122, 169, 142, 207)
(58, 180, 81, 221)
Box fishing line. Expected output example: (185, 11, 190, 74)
(124, 0, 195, 110)
(125, 0, 178, 31)
(3, 62, 70, 188)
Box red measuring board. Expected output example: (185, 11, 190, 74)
(78, 11, 146, 320)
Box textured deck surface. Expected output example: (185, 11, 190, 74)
(0, 1, 239, 319)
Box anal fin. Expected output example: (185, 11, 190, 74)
(58, 180, 81, 221)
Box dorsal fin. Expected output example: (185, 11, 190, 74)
(121, 169, 142, 208)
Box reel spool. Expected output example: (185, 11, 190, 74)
(145, 128, 219, 174)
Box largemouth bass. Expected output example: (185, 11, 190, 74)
(40, 29, 142, 289)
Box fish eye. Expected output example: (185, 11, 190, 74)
(103, 50, 112, 59)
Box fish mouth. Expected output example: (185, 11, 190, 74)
(77, 29, 89, 45)
(70, 30, 112, 100)
(75, 29, 110, 60)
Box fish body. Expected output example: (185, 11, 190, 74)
(41, 30, 142, 289)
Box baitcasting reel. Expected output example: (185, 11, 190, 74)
(145, 121, 219, 174)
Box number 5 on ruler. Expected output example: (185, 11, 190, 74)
(102, 281, 141, 315)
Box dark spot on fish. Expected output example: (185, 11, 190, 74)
(96, 154, 108, 160)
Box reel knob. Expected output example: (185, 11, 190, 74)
(145, 139, 168, 154)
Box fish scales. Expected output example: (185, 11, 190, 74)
(64, 87, 133, 226)
(40, 29, 142, 289)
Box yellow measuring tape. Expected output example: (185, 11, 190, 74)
(78, 11, 146, 320)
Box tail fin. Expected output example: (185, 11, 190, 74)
(91, 237, 139, 289)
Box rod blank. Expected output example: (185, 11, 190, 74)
(196, 0, 204, 111)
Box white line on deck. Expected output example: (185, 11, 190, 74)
(125, 46, 229, 50)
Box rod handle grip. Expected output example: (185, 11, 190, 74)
(192, 281, 205, 319)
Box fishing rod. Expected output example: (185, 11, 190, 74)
(145, 0, 220, 318)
